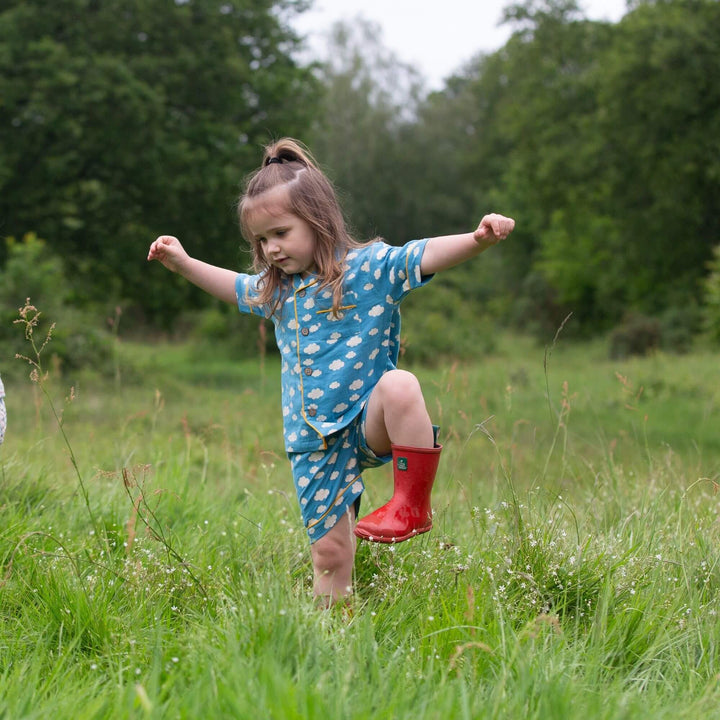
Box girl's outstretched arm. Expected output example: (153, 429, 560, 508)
(420, 213, 515, 276)
(148, 235, 239, 304)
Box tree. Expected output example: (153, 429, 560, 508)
(307, 18, 426, 244)
(593, 0, 720, 313)
(433, 0, 720, 335)
(433, 0, 619, 333)
(0, 0, 318, 324)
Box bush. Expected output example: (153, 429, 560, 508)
(185, 306, 276, 361)
(701, 244, 720, 344)
(400, 284, 496, 364)
(0, 235, 112, 373)
(609, 314, 661, 359)
(659, 304, 700, 354)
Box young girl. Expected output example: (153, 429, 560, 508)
(148, 138, 514, 606)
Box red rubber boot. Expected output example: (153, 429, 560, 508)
(354, 443, 442, 543)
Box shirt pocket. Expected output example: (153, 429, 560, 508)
(315, 304, 357, 321)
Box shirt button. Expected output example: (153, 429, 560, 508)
(297, 289, 306, 297)
(307, 408, 317, 417)
(301, 327, 310, 336)
(304, 367, 313, 376)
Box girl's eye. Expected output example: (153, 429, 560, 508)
(276, 229, 287, 237)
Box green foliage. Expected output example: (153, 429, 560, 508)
(0, 0, 319, 321)
(401, 281, 497, 365)
(3, 0, 720, 348)
(658, 303, 700, 354)
(538, 211, 623, 329)
(399, 0, 720, 336)
(307, 18, 427, 242)
(0, 236, 111, 372)
(608, 304, 702, 359)
(185, 305, 276, 360)
(592, 0, 720, 313)
(701, 245, 720, 343)
(609, 314, 661, 359)
(0, 233, 65, 321)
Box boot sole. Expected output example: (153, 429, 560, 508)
(354, 523, 432, 544)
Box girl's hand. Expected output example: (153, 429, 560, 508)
(147, 235, 189, 274)
(473, 214, 515, 246)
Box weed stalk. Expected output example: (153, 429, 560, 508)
(14, 300, 107, 556)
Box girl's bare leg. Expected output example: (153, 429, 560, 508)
(310, 505, 356, 606)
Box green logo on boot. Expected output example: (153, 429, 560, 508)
(397, 457, 408, 471)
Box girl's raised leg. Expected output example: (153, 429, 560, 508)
(356, 370, 442, 543)
(362, 369, 434, 454)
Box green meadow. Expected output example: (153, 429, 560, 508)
(1, 333, 719, 719)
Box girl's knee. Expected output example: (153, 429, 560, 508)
(378, 369, 424, 405)
(311, 530, 354, 575)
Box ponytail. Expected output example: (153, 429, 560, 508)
(261, 138, 318, 169)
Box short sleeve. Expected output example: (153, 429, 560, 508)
(235, 273, 271, 318)
(348, 238, 433, 305)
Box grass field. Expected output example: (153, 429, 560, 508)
(1, 332, 719, 719)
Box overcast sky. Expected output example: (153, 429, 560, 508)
(291, 0, 629, 90)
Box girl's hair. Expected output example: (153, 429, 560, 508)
(238, 138, 363, 315)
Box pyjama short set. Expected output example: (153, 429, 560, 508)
(235, 238, 433, 542)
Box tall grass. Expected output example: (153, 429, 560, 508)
(1, 327, 719, 718)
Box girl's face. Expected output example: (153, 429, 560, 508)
(246, 190, 318, 277)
